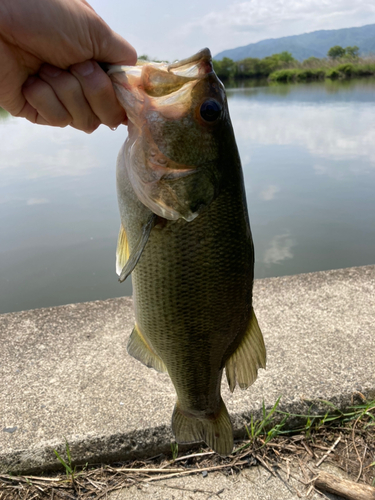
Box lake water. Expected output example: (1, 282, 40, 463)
(1, 79, 375, 314)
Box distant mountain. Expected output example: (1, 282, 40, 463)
(214, 24, 375, 61)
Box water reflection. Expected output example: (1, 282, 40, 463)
(225, 80, 375, 279)
(228, 90, 375, 174)
(260, 185, 279, 201)
(0, 122, 102, 181)
(264, 234, 295, 265)
(1, 80, 375, 313)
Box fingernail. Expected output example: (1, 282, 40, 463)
(72, 60, 95, 77)
(40, 64, 62, 77)
(23, 76, 37, 87)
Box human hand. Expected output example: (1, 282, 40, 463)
(0, 0, 137, 132)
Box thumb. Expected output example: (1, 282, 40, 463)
(90, 17, 137, 66)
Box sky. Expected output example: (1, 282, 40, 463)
(90, 0, 375, 62)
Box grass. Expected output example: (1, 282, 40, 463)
(269, 58, 375, 82)
(242, 396, 288, 447)
(170, 442, 179, 461)
(1, 396, 374, 498)
(53, 438, 83, 485)
(269, 68, 326, 82)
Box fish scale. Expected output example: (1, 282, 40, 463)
(133, 186, 252, 401)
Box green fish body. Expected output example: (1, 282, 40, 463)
(109, 49, 266, 455)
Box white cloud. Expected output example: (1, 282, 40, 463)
(77, 0, 375, 63)
(197, 0, 373, 28)
(182, 0, 375, 56)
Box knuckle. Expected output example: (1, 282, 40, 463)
(82, 72, 113, 99)
(88, 120, 101, 133)
(77, 118, 100, 134)
(101, 115, 123, 129)
(47, 113, 72, 128)
(54, 118, 71, 128)
(61, 76, 81, 95)
(84, 125, 98, 134)
(60, 118, 72, 128)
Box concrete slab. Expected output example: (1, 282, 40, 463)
(1, 265, 374, 475)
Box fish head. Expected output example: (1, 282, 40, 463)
(109, 48, 231, 222)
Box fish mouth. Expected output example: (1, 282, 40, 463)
(168, 48, 213, 78)
(107, 49, 217, 133)
(107, 48, 213, 79)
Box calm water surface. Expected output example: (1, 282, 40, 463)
(1, 79, 375, 313)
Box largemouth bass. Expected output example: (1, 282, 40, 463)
(108, 49, 266, 456)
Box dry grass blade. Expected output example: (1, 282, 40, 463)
(355, 444, 368, 483)
(306, 484, 314, 496)
(144, 462, 245, 483)
(114, 467, 184, 473)
(157, 482, 218, 494)
(301, 441, 315, 458)
(253, 453, 277, 478)
(173, 451, 215, 463)
(206, 488, 225, 499)
(316, 436, 341, 467)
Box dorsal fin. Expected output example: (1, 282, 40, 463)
(225, 309, 266, 393)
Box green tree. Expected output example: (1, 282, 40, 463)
(278, 51, 295, 63)
(345, 46, 359, 58)
(235, 58, 261, 77)
(327, 46, 346, 59)
(302, 56, 321, 67)
(213, 57, 236, 79)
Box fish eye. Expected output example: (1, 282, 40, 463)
(200, 99, 222, 122)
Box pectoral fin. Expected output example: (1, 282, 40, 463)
(225, 309, 266, 393)
(116, 225, 130, 276)
(127, 323, 167, 373)
(117, 213, 156, 283)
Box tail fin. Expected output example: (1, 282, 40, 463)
(172, 399, 233, 456)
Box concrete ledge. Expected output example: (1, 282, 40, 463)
(1, 265, 374, 474)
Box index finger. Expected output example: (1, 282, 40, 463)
(70, 60, 127, 128)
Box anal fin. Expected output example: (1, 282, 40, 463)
(172, 399, 233, 456)
(225, 308, 266, 393)
(127, 323, 167, 373)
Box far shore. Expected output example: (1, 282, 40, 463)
(213, 54, 375, 84)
